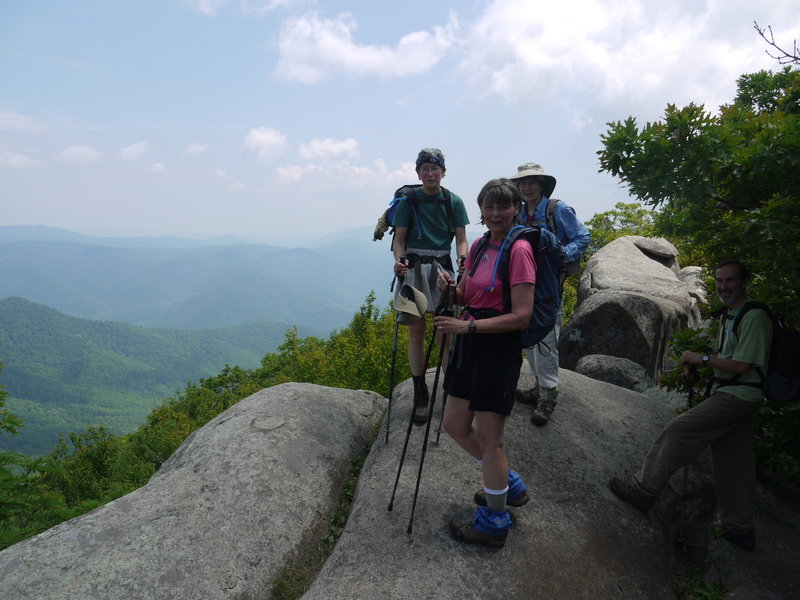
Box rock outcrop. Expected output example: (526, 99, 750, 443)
(2, 374, 797, 600)
(0, 383, 386, 600)
(560, 236, 706, 383)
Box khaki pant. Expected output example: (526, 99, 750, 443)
(636, 391, 760, 534)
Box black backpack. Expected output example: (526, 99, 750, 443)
(372, 184, 454, 245)
(468, 225, 566, 348)
(712, 301, 800, 403)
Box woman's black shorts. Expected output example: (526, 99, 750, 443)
(443, 328, 523, 416)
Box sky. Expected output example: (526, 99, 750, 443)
(1, 0, 798, 247)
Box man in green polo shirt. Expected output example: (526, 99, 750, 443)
(609, 259, 772, 551)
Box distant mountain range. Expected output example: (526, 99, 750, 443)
(0, 225, 395, 331)
(0, 225, 404, 455)
(0, 296, 323, 455)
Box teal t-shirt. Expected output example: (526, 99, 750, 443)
(712, 300, 773, 402)
(393, 187, 469, 251)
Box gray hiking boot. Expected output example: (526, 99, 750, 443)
(515, 385, 539, 407)
(609, 476, 656, 513)
(530, 387, 557, 426)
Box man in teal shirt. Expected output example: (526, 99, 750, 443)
(610, 259, 772, 550)
(393, 148, 469, 423)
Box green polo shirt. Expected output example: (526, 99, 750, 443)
(712, 300, 773, 402)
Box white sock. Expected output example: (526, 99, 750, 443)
(484, 485, 508, 512)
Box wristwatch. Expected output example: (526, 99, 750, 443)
(702, 355, 710, 367)
(468, 320, 477, 334)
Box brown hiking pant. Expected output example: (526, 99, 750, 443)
(636, 391, 760, 534)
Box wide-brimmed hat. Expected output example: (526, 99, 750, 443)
(509, 162, 557, 198)
(395, 283, 428, 324)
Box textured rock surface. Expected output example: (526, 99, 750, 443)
(0, 383, 386, 600)
(561, 236, 706, 381)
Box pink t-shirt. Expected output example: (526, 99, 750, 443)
(463, 237, 536, 313)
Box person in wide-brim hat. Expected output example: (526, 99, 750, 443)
(508, 162, 557, 199)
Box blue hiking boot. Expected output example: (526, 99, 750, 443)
(449, 506, 512, 547)
(473, 469, 530, 508)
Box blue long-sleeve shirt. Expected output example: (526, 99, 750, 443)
(524, 196, 591, 264)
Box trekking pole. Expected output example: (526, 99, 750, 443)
(676, 365, 696, 556)
(384, 258, 407, 444)
(435, 255, 464, 446)
(406, 282, 456, 533)
(387, 313, 439, 513)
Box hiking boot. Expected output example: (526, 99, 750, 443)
(530, 387, 557, 426)
(412, 376, 430, 424)
(609, 477, 656, 513)
(515, 386, 539, 407)
(712, 522, 756, 551)
(413, 402, 429, 424)
(474, 469, 530, 507)
(449, 506, 511, 547)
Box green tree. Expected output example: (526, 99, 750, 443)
(583, 201, 657, 258)
(598, 67, 800, 323)
(598, 67, 800, 501)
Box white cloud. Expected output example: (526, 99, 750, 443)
(55, 145, 102, 164)
(275, 11, 460, 84)
(190, 0, 294, 17)
(228, 181, 245, 191)
(298, 137, 359, 160)
(186, 142, 211, 155)
(244, 126, 288, 162)
(214, 168, 228, 178)
(274, 158, 413, 187)
(459, 0, 800, 116)
(151, 162, 166, 173)
(0, 112, 46, 133)
(0, 152, 39, 168)
(119, 140, 152, 161)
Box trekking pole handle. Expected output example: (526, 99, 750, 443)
(395, 255, 408, 281)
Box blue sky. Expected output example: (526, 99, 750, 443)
(1, 0, 798, 246)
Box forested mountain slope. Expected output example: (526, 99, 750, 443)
(0, 297, 308, 455)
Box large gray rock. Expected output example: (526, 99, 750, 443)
(0, 383, 386, 600)
(561, 236, 706, 381)
(302, 369, 681, 600)
(3, 373, 797, 600)
(575, 353, 653, 391)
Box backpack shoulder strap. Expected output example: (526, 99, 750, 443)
(441, 187, 454, 234)
(546, 198, 560, 234)
(498, 226, 535, 312)
(731, 300, 772, 337)
(468, 232, 492, 278)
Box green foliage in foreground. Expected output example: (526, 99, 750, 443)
(0, 293, 415, 550)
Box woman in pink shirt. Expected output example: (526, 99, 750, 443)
(434, 178, 536, 547)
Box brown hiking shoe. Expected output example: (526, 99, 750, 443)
(413, 402, 429, 424)
(448, 509, 510, 548)
(609, 477, 656, 513)
(412, 376, 430, 424)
